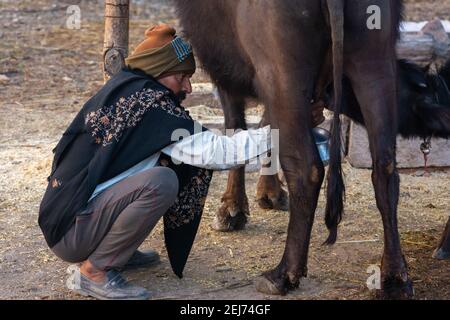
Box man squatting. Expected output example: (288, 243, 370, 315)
(39, 24, 326, 300)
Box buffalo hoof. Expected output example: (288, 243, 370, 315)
(255, 268, 301, 296)
(376, 274, 414, 300)
(257, 190, 289, 211)
(255, 275, 285, 296)
(432, 247, 450, 260)
(212, 201, 248, 232)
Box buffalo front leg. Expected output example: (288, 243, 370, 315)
(256, 173, 289, 211)
(212, 87, 250, 232)
(433, 217, 450, 260)
(213, 167, 250, 231)
(256, 108, 289, 211)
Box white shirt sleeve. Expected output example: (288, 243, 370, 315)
(160, 125, 272, 170)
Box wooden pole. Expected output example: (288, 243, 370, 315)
(103, 0, 129, 82)
(397, 19, 450, 67)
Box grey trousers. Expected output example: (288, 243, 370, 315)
(52, 167, 179, 270)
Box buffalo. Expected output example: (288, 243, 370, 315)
(174, 0, 413, 298)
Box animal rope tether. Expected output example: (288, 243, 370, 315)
(420, 135, 432, 173)
(419, 69, 449, 173)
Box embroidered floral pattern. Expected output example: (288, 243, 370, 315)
(85, 85, 212, 230)
(85, 88, 191, 146)
(51, 178, 62, 188)
(165, 168, 213, 229)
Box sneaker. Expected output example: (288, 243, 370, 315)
(66, 265, 150, 300)
(123, 249, 161, 270)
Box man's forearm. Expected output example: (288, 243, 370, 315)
(161, 125, 272, 170)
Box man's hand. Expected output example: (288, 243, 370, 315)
(312, 100, 326, 127)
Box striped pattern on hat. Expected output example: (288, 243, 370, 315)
(171, 37, 193, 62)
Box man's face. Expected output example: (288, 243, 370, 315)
(157, 73, 193, 102)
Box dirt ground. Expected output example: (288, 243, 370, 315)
(0, 0, 449, 300)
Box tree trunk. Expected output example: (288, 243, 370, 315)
(103, 0, 129, 82)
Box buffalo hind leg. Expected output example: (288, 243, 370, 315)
(433, 217, 450, 260)
(212, 87, 249, 232)
(348, 60, 414, 299)
(344, 0, 413, 299)
(252, 69, 325, 295)
(235, 0, 326, 294)
(255, 102, 325, 295)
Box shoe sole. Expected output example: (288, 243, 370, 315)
(72, 287, 150, 300)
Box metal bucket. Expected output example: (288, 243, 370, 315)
(313, 127, 330, 166)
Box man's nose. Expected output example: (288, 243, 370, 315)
(183, 78, 192, 94)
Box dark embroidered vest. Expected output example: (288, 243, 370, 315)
(39, 68, 213, 277)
